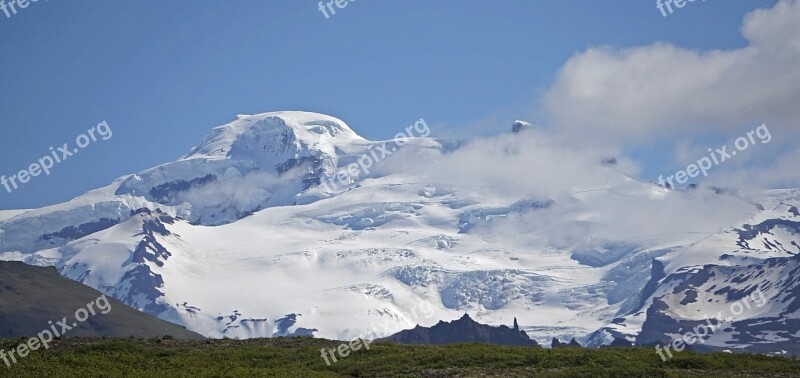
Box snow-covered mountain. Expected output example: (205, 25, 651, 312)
(1, 111, 798, 353)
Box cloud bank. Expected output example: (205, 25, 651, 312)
(540, 0, 800, 188)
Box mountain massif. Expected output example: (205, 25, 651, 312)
(0, 111, 797, 355)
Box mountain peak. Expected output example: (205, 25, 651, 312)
(182, 111, 365, 162)
(512, 120, 533, 133)
(384, 314, 538, 347)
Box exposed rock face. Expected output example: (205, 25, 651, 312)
(552, 337, 582, 348)
(384, 314, 538, 347)
(511, 120, 533, 133)
(609, 338, 633, 347)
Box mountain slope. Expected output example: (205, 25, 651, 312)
(0, 261, 203, 339)
(0, 111, 797, 355)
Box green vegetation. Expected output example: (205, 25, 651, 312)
(0, 337, 797, 377)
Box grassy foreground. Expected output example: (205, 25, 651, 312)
(0, 337, 798, 377)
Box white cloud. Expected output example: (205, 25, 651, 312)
(175, 167, 307, 224)
(406, 130, 638, 199)
(537, 0, 800, 190)
(543, 0, 800, 145)
(397, 129, 756, 248)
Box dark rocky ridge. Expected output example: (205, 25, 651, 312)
(383, 314, 538, 347)
(552, 337, 582, 348)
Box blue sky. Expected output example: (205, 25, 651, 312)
(0, 0, 782, 209)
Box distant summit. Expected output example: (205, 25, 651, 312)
(551, 337, 582, 348)
(512, 120, 533, 133)
(383, 314, 538, 347)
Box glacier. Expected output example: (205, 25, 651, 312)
(1, 111, 798, 354)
